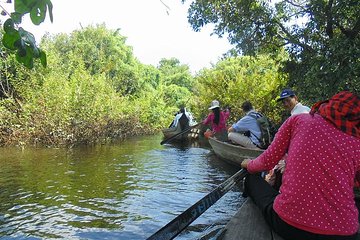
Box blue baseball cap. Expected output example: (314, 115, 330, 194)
(277, 89, 296, 102)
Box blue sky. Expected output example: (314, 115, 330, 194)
(15, 0, 233, 73)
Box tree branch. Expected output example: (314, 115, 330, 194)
(325, 0, 334, 38)
(160, 0, 171, 15)
(283, 0, 306, 10)
(335, 17, 360, 39)
(275, 19, 314, 52)
(0, 3, 11, 17)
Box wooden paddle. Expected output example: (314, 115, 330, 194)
(146, 168, 249, 240)
(160, 123, 201, 145)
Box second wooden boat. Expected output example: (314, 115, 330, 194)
(162, 123, 200, 142)
(208, 137, 264, 166)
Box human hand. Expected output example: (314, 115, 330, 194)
(276, 160, 286, 173)
(204, 129, 213, 139)
(265, 170, 276, 186)
(241, 159, 251, 169)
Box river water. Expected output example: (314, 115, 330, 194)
(0, 134, 245, 239)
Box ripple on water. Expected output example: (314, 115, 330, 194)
(0, 135, 244, 239)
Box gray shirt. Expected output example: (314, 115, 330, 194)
(231, 110, 261, 145)
(291, 102, 311, 115)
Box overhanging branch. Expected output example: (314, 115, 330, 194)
(274, 19, 314, 52)
(283, 0, 307, 10)
(325, 0, 334, 38)
(335, 17, 360, 39)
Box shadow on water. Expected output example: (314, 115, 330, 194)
(0, 134, 245, 240)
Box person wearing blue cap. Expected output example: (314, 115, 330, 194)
(277, 89, 310, 116)
(241, 91, 360, 240)
(265, 89, 311, 189)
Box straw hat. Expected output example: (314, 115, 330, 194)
(208, 100, 220, 110)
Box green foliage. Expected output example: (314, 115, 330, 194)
(137, 64, 161, 91)
(1, 0, 52, 68)
(41, 24, 143, 96)
(182, 0, 360, 100)
(0, 25, 192, 146)
(20, 60, 133, 145)
(158, 58, 194, 90)
(163, 84, 192, 108)
(15, 0, 53, 25)
(285, 34, 360, 102)
(192, 54, 287, 124)
(0, 41, 35, 100)
(157, 57, 194, 115)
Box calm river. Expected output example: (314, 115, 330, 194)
(0, 134, 245, 239)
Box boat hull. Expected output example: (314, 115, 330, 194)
(208, 137, 264, 166)
(162, 124, 199, 142)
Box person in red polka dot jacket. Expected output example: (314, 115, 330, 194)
(241, 91, 360, 240)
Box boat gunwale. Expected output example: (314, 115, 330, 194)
(208, 137, 264, 166)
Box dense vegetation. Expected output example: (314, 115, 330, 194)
(0, 0, 359, 147)
(183, 0, 359, 101)
(0, 25, 195, 146)
(192, 53, 288, 124)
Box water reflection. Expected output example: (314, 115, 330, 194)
(0, 135, 243, 239)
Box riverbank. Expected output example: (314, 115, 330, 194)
(0, 115, 156, 148)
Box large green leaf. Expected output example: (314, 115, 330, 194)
(14, 0, 53, 25)
(2, 31, 21, 50)
(3, 18, 15, 33)
(10, 12, 23, 24)
(16, 45, 34, 68)
(45, 0, 53, 22)
(14, 0, 33, 14)
(30, 0, 47, 25)
(1, 0, 52, 69)
(18, 27, 36, 47)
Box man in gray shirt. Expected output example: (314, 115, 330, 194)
(228, 101, 262, 149)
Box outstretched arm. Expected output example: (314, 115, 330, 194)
(242, 117, 294, 173)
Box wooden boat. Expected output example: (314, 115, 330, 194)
(208, 137, 264, 166)
(146, 167, 283, 240)
(161, 123, 200, 142)
(218, 198, 284, 240)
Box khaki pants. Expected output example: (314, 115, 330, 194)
(228, 132, 260, 149)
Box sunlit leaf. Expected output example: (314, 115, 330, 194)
(30, 1, 47, 25)
(14, 0, 30, 15)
